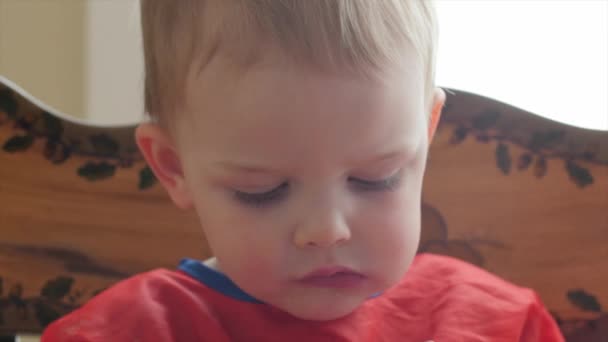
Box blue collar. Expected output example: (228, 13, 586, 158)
(178, 258, 263, 303)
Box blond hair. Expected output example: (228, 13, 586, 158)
(141, 0, 438, 127)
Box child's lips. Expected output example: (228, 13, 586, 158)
(297, 266, 367, 289)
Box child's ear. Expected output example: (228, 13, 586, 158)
(135, 123, 193, 209)
(428, 87, 446, 142)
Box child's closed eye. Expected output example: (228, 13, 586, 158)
(232, 171, 403, 208)
(348, 172, 402, 192)
(233, 182, 289, 207)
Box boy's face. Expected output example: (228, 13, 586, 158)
(138, 52, 444, 321)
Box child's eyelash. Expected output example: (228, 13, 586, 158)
(233, 173, 402, 208)
(349, 173, 402, 192)
(233, 182, 289, 207)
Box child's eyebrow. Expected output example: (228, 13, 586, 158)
(214, 147, 416, 175)
(350, 141, 422, 167)
(215, 161, 286, 175)
(353, 150, 409, 165)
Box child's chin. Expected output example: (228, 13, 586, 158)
(283, 300, 361, 321)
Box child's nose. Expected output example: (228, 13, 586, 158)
(292, 209, 352, 249)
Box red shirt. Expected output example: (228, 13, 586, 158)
(42, 254, 564, 341)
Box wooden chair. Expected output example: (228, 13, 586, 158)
(1, 81, 606, 340)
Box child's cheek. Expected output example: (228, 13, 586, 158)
(223, 228, 286, 289)
(359, 193, 420, 283)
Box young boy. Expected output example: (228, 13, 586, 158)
(43, 1, 564, 341)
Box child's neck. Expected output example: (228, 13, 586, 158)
(203, 257, 220, 271)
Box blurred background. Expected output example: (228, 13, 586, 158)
(0, 0, 143, 125)
(0, 1, 606, 341)
(0, 0, 606, 129)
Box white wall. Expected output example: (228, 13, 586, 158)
(85, 0, 143, 124)
(435, 0, 608, 130)
(0, 0, 86, 118)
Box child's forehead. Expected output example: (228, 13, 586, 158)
(187, 42, 423, 98)
(176, 56, 426, 165)
(182, 48, 424, 118)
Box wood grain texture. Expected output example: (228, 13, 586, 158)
(0, 84, 606, 340)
